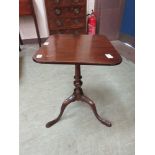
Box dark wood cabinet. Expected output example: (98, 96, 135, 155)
(19, 0, 33, 16)
(44, 0, 87, 35)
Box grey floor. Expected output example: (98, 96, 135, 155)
(19, 41, 135, 155)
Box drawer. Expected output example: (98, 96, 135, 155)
(45, 0, 86, 7)
(49, 17, 85, 30)
(19, 0, 32, 16)
(50, 28, 86, 35)
(47, 6, 86, 18)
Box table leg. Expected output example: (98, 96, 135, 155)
(33, 13, 41, 47)
(81, 95, 112, 127)
(19, 33, 23, 51)
(46, 94, 76, 128)
(31, 0, 41, 47)
(19, 33, 23, 45)
(46, 64, 112, 128)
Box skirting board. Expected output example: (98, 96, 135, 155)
(22, 37, 47, 44)
(119, 33, 135, 47)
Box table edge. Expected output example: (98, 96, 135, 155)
(32, 57, 122, 66)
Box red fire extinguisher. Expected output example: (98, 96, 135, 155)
(88, 10, 96, 35)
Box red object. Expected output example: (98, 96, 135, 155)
(88, 10, 96, 35)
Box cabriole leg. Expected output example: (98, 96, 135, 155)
(46, 94, 76, 128)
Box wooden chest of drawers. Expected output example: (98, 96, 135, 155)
(19, 0, 33, 16)
(45, 0, 87, 35)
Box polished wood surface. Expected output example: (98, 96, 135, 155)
(33, 34, 122, 65)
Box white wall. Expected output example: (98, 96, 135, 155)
(87, 0, 95, 14)
(19, 0, 95, 39)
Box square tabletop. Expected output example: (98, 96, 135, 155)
(33, 34, 122, 66)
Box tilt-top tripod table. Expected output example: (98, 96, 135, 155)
(33, 34, 122, 128)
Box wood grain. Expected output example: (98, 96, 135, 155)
(33, 34, 122, 65)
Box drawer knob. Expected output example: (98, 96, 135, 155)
(74, 8, 80, 14)
(55, 8, 61, 15)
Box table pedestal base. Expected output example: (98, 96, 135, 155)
(46, 65, 112, 128)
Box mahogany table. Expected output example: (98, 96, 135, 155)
(33, 34, 122, 128)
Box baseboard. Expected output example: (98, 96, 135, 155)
(22, 37, 48, 44)
(119, 33, 135, 47)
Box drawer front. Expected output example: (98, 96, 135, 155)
(45, 0, 86, 7)
(47, 6, 86, 18)
(50, 28, 86, 35)
(19, 0, 32, 15)
(49, 17, 85, 30)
